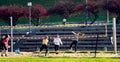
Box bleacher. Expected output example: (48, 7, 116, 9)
(0, 24, 120, 52)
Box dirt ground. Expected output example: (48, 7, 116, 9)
(0, 52, 120, 58)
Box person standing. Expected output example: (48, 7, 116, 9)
(40, 36, 49, 56)
(110, 36, 113, 45)
(69, 31, 84, 52)
(53, 35, 63, 54)
(1, 35, 10, 57)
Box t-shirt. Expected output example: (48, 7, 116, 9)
(42, 39, 49, 45)
(2, 39, 7, 44)
(15, 49, 20, 54)
(73, 34, 79, 41)
(53, 38, 62, 46)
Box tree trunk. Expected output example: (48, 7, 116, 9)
(13, 18, 18, 26)
(90, 13, 98, 24)
(32, 18, 40, 26)
(36, 18, 40, 26)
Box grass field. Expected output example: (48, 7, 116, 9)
(0, 57, 120, 62)
(0, 52, 120, 62)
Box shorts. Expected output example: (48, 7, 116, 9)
(1, 43, 7, 50)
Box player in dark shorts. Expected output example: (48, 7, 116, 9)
(1, 35, 10, 57)
(69, 31, 84, 52)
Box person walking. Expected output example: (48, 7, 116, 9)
(39, 36, 49, 56)
(53, 35, 63, 54)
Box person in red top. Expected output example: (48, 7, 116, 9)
(1, 35, 10, 57)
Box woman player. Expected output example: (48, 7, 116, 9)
(1, 35, 10, 57)
(69, 31, 84, 52)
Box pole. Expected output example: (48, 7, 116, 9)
(86, 0, 88, 4)
(94, 32, 99, 58)
(106, 0, 109, 24)
(113, 17, 117, 54)
(105, 10, 109, 37)
(107, 11, 109, 24)
(10, 16, 13, 52)
(84, 0, 88, 24)
(0, 27, 1, 41)
(29, 5, 31, 33)
(105, 0, 109, 36)
(28, 2, 32, 33)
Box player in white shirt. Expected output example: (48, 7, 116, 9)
(53, 35, 63, 54)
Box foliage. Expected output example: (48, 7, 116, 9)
(47, 1, 76, 19)
(23, 4, 47, 26)
(0, 5, 24, 26)
(0, 0, 120, 25)
(102, 0, 120, 24)
(0, 4, 47, 26)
